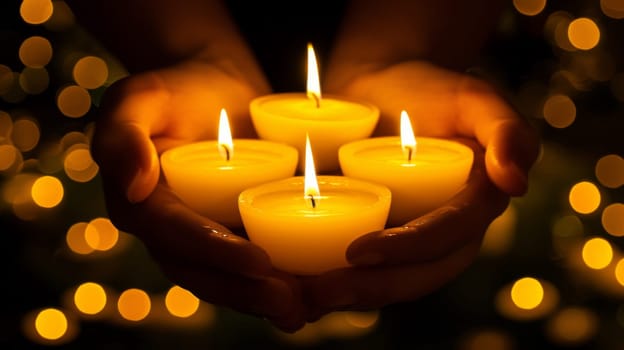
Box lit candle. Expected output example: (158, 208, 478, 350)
(160, 108, 299, 228)
(339, 110, 474, 226)
(249, 43, 380, 174)
(238, 135, 391, 275)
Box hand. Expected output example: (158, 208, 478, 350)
(301, 141, 508, 320)
(91, 59, 305, 331)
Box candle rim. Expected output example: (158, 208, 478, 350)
(160, 139, 299, 164)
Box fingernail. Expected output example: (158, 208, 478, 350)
(126, 169, 144, 203)
(349, 252, 383, 266)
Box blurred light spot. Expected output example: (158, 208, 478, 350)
(543, 94, 576, 128)
(601, 0, 624, 19)
(11, 118, 40, 152)
(64, 145, 98, 182)
(21, 0, 54, 25)
(165, 286, 200, 318)
(0, 110, 11, 138)
(568, 18, 600, 50)
(57, 85, 91, 118)
(19, 67, 49, 95)
(37, 142, 63, 174)
(74, 282, 106, 315)
(582, 237, 613, 269)
(552, 215, 583, 238)
(3, 173, 36, 204)
(31, 175, 63, 208)
(616, 259, 624, 286)
(612, 73, 624, 102)
(66, 222, 94, 255)
(1, 72, 27, 104)
(459, 329, 514, 350)
(569, 181, 601, 214)
(85, 218, 118, 251)
(602, 203, 624, 237)
(0, 65, 12, 94)
(546, 12, 575, 51)
(19, 36, 52, 68)
(481, 204, 517, 256)
(73, 56, 108, 89)
(511, 277, 544, 310)
(513, 0, 546, 16)
(60, 131, 88, 150)
(344, 311, 379, 329)
(0, 144, 19, 171)
(35, 308, 67, 340)
(44, 1, 75, 31)
(546, 307, 598, 346)
(595, 154, 624, 188)
(118, 289, 151, 321)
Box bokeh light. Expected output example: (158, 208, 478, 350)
(0, 144, 21, 173)
(44, 0, 75, 31)
(513, 0, 546, 16)
(1, 71, 27, 104)
(19, 67, 50, 95)
(601, 0, 624, 19)
(545, 307, 598, 346)
(57, 85, 91, 118)
(615, 259, 624, 286)
(602, 203, 624, 237)
(118, 289, 151, 321)
(511, 277, 544, 310)
(11, 117, 40, 152)
(73, 56, 109, 89)
(165, 286, 200, 318)
(595, 154, 624, 188)
(569, 181, 601, 214)
(20, 0, 54, 25)
(545, 11, 575, 51)
(34, 308, 67, 340)
(581, 237, 613, 270)
(84, 218, 118, 251)
(568, 18, 600, 50)
(19, 36, 53, 68)
(459, 329, 514, 350)
(0, 65, 13, 95)
(63, 144, 99, 182)
(66, 222, 94, 255)
(74, 282, 107, 315)
(31, 175, 63, 208)
(542, 94, 576, 128)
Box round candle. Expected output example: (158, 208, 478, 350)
(238, 176, 391, 275)
(339, 111, 474, 226)
(249, 44, 379, 174)
(160, 109, 298, 228)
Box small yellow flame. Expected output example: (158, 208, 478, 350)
(400, 110, 417, 161)
(304, 134, 320, 208)
(306, 43, 321, 107)
(218, 108, 233, 161)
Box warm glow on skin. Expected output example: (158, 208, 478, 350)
(568, 18, 600, 50)
(35, 308, 67, 340)
(511, 277, 544, 310)
(165, 286, 200, 318)
(74, 282, 107, 315)
(569, 181, 601, 214)
(343, 311, 379, 328)
(118, 289, 151, 321)
(31, 176, 63, 208)
(582, 237, 613, 269)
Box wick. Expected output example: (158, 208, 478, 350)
(311, 94, 320, 108)
(309, 194, 316, 208)
(407, 148, 413, 162)
(221, 144, 230, 161)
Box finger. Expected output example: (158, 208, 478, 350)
(347, 142, 508, 266)
(161, 264, 306, 331)
(304, 239, 482, 321)
(92, 74, 170, 203)
(455, 77, 540, 195)
(104, 181, 275, 278)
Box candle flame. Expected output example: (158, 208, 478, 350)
(400, 110, 416, 162)
(218, 108, 233, 161)
(304, 133, 320, 208)
(306, 43, 321, 108)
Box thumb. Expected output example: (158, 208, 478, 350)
(92, 121, 160, 203)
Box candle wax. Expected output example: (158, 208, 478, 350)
(250, 93, 379, 174)
(239, 176, 391, 275)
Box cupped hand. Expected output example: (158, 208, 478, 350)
(91, 59, 305, 331)
(301, 141, 508, 321)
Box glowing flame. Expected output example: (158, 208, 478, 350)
(400, 110, 416, 161)
(218, 108, 233, 161)
(306, 43, 321, 107)
(304, 134, 320, 208)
